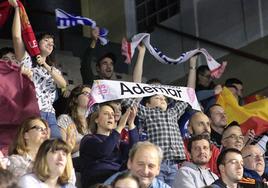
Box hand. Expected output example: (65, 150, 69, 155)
(116, 108, 131, 133)
(8, 0, 18, 7)
(91, 27, 100, 41)
(244, 129, 255, 146)
(36, 55, 46, 66)
(20, 65, 33, 79)
(0, 151, 8, 169)
(66, 124, 77, 150)
(127, 106, 137, 129)
(189, 55, 198, 67)
(214, 84, 222, 95)
(137, 43, 146, 54)
(62, 89, 71, 98)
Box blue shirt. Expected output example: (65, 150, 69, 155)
(104, 171, 171, 188)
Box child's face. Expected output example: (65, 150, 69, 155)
(146, 94, 168, 111)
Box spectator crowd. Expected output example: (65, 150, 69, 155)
(1, 0, 268, 188)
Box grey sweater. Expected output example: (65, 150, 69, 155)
(172, 161, 218, 188)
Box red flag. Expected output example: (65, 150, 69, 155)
(17, 1, 40, 56)
(0, 1, 40, 56)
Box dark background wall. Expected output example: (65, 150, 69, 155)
(0, 0, 82, 45)
(0, 0, 129, 73)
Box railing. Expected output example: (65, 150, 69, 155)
(157, 24, 268, 65)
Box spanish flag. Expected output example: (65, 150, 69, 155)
(217, 87, 268, 135)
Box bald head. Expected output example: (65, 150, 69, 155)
(188, 112, 211, 136)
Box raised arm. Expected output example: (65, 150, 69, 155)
(133, 44, 146, 83)
(80, 27, 99, 85)
(186, 55, 198, 88)
(9, 0, 26, 61)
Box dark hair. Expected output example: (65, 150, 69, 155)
(217, 148, 242, 173)
(142, 94, 168, 107)
(0, 47, 14, 58)
(35, 32, 56, 66)
(96, 52, 116, 67)
(222, 121, 240, 138)
(187, 134, 211, 152)
(196, 65, 215, 90)
(225, 78, 243, 87)
(89, 184, 112, 188)
(0, 168, 20, 188)
(205, 104, 223, 117)
(197, 65, 210, 76)
(146, 78, 162, 84)
(112, 171, 140, 188)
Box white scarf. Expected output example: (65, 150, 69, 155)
(122, 33, 227, 78)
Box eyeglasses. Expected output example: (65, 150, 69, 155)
(80, 91, 91, 97)
(27, 126, 48, 133)
(243, 154, 265, 160)
(223, 134, 244, 141)
(225, 159, 244, 166)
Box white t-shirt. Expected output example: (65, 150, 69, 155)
(18, 173, 76, 188)
(20, 52, 61, 113)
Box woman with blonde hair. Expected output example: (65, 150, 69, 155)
(4, 117, 49, 177)
(19, 139, 75, 188)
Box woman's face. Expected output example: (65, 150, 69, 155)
(77, 87, 91, 108)
(24, 119, 49, 147)
(39, 36, 54, 57)
(46, 149, 67, 177)
(95, 105, 115, 132)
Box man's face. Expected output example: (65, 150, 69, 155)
(233, 83, 243, 97)
(190, 139, 211, 167)
(97, 57, 114, 79)
(1, 52, 17, 64)
(189, 113, 211, 136)
(220, 152, 243, 183)
(127, 147, 160, 188)
(242, 146, 265, 176)
(222, 126, 244, 151)
(209, 105, 227, 130)
(146, 95, 168, 111)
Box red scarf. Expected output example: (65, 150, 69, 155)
(0, 1, 40, 56)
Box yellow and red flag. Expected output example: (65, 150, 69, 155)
(217, 87, 268, 135)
